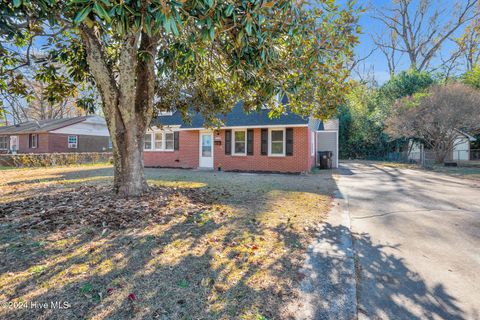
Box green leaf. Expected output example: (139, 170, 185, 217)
(13, 0, 21, 8)
(245, 21, 252, 36)
(69, 0, 91, 4)
(225, 4, 234, 17)
(209, 27, 215, 41)
(93, 3, 111, 23)
(144, 15, 152, 36)
(170, 20, 179, 36)
(74, 6, 92, 25)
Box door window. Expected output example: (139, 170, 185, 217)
(202, 134, 212, 157)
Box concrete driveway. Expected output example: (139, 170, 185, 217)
(336, 162, 480, 320)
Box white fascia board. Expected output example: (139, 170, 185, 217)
(149, 125, 181, 131)
(177, 124, 308, 131)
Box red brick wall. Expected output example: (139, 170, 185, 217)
(18, 133, 50, 153)
(143, 127, 311, 172)
(144, 130, 199, 168)
(214, 127, 310, 173)
(5, 133, 108, 153)
(48, 133, 109, 153)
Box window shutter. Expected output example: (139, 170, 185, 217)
(225, 130, 231, 155)
(261, 129, 268, 155)
(28, 134, 31, 148)
(286, 128, 293, 156)
(247, 129, 254, 155)
(174, 132, 179, 150)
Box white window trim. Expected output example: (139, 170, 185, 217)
(164, 132, 175, 151)
(311, 131, 315, 156)
(68, 135, 78, 149)
(30, 134, 38, 149)
(268, 127, 286, 157)
(154, 132, 164, 150)
(0, 136, 8, 150)
(232, 129, 247, 156)
(144, 130, 175, 152)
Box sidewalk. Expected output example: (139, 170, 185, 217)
(289, 187, 357, 320)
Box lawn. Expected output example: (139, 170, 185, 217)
(0, 165, 335, 319)
(428, 164, 480, 180)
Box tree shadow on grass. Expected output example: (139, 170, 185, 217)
(0, 169, 335, 320)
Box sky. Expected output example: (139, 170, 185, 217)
(351, 0, 474, 84)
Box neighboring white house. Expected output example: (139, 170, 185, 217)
(452, 131, 476, 161)
(316, 119, 339, 168)
(408, 131, 476, 162)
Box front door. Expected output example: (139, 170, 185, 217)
(10, 135, 19, 153)
(199, 132, 213, 168)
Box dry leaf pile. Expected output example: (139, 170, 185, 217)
(0, 185, 216, 231)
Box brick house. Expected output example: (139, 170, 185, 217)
(0, 115, 110, 154)
(144, 104, 338, 173)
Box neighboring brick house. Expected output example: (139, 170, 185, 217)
(0, 115, 110, 154)
(144, 103, 338, 173)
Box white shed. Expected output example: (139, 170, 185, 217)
(316, 119, 339, 168)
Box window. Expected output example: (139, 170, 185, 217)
(29, 134, 38, 149)
(165, 132, 174, 150)
(144, 134, 152, 150)
(0, 136, 7, 150)
(68, 135, 78, 149)
(311, 131, 315, 156)
(233, 130, 246, 155)
(108, 138, 112, 149)
(155, 133, 163, 149)
(269, 129, 285, 156)
(144, 131, 175, 151)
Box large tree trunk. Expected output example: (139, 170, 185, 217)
(80, 27, 158, 197)
(110, 115, 148, 196)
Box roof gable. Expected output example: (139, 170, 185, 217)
(0, 116, 97, 135)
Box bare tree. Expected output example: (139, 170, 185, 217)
(437, 13, 480, 78)
(1, 63, 93, 124)
(350, 48, 379, 85)
(374, 0, 479, 72)
(454, 16, 480, 71)
(386, 83, 480, 163)
(373, 28, 402, 76)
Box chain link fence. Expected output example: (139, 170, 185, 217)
(351, 149, 480, 168)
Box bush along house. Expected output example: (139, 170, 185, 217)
(0, 115, 111, 154)
(144, 103, 339, 173)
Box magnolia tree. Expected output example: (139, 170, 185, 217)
(386, 83, 480, 163)
(1, 0, 360, 196)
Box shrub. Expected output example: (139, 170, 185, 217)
(0, 152, 112, 168)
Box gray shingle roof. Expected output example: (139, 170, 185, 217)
(151, 102, 309, 129)
(0, 116, 88, 134)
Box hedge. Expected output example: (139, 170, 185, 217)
(0, 152, 113, 167)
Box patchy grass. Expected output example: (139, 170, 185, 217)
(346, 160, 419, 170)
(428, 165, 480, 180)
(0, 165, 335, 319)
